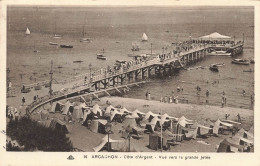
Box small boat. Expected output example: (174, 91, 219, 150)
(73, 60, 83, 63)
(231, 59, 250, 65)
(165, 30, 169, 33)
(49, 42, 58, 45)
(60, 44, 73, 48)
(53, 34, 62, 38)
(250, 59, 255, 64)
(116, 60, 126, 64)
(97, 54, 107, 60)
(208, 51, 231, 56)
(243, 69, 254, 72)
(80, 25, 91, 42)
(53, 21, 62, 38)
(25, 27, 30, 35)
(209, 64, 219, 72)
(116, 41, 120, 43)
(214, 63, 225, 67)
(57, 66, 63, 69)
(34, 50, 40, 53)
(131, 42, 140, 51)
(141, 33, 148, 42)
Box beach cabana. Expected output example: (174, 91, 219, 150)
(62, 101, 73, 115)
(217, 138, 244, 152)
(175, 116, 194, 135)
(93, 135, 124, 152)
(92, 104, 103, 116)
(144, 111, 160, 121)
(72, 105, 84, 120)
(110, 109, 125, 122)
(213, 119, 233, 135)
(89, 119, 107, 134)
(49, 102, 64, 113)
(119, 107, 132, 114)
(105, 105, 116, 114)
(132, 109, 145, 117)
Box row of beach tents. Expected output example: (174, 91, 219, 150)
(40, 100, 253, 152)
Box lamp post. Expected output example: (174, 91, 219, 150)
(105, 122, 113, 152)
(125, 125, 132, 152)
(89, 63, 92, 83)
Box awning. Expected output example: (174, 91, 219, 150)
(199, 32, 231, 39)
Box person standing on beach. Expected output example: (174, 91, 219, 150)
(225, 114, 230, 120)
(145, 91, 148, 100)
(206, 90, 209, 97)
(160, 96, 163, 102)
(148, 92, 151, 100)
(237, 113, 241, 122)
(242, 90, 246, 97)
(22, 97, 25, 106)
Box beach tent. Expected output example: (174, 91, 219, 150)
(93, 135, 124, 152)
(122, 116, 146, 138)
(40, 109, 49, 121)
(160, 113, 178, 121)
(49, 102, 64, 113)
(145, 117, 164, 133)
(145, 111, 160, 121)
(105, 105, 116, 114)
(192, 122, 212, 138)
(72, 105, 84, 120)
(110, 109, 125, 122)
(199, 32, 231, 40)
(213, 119, 233, 135)
(49, 119, 69, 133)
(175, 116, 194, 135)
(148, 131, 175, 150)
(132, 109, 145, 117)
(82, 109, 94, 126)
(92, 104, 103, 116)
(89, 119, 107, 134)
(119, 107, 132, 114)
(129, 112, 140, 119)
(62, 101, 74, 115)
(217, 138, 244, 152)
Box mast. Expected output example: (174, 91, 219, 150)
(151, 43, 153, 55)
(160, 109, 163, 152)
(82, 25, 85, 37)
(49, 60, 53, 98)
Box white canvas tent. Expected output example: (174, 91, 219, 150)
(110, 109, 124, 121)
(199, 32, 231, 40)
(132, 109, 145, 116)
(92, 104, 103, 116)
(119, 107, 132, 114)
(105, 105, 116, 114)
(213, 119, 233, 135)
(144, 111, 160, 120)
(62, 101, 73, 115)
(93, 135, 124, 152)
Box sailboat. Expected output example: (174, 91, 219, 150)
(53, 21, 62, 38)
(80, 25, 91, 42)
(142, 33, 148, 42)
(25, 27, 30, 35)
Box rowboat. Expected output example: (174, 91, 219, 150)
(49, 42, 58, 45)
(97, 54, 107, 60)
(231, 59, 250, 65)
(60, 45, 73, 48)
(209, 64, 219, 72)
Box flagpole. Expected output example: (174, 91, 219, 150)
(161, 109, 163, 152)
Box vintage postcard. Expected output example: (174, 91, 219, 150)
(0, 0, 259, 165)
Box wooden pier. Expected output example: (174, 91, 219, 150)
(20, 42, 244, 113)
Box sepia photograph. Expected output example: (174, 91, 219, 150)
(2, 3, 258, 162)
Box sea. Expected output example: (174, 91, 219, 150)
(7, 6, 254, 109)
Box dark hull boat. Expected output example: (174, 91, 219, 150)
(209, 65, 219, 72)
(60, 44, 73, 48)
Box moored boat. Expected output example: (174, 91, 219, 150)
(73, 60, 83, 63)
(231, 59, 250, 65)
(208, 51, 231, 56)
(97, 53, 107, 60)
(243, 69, 254, 72)
(209, 64, 219, 72)
(250, 59, 255, 64)
(60, 44, 73, 48)
(131, 42, 140, 51)
(49, 42, 58, 45)
(25, 27, 30, 35)
(141, 33, 148, 42)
